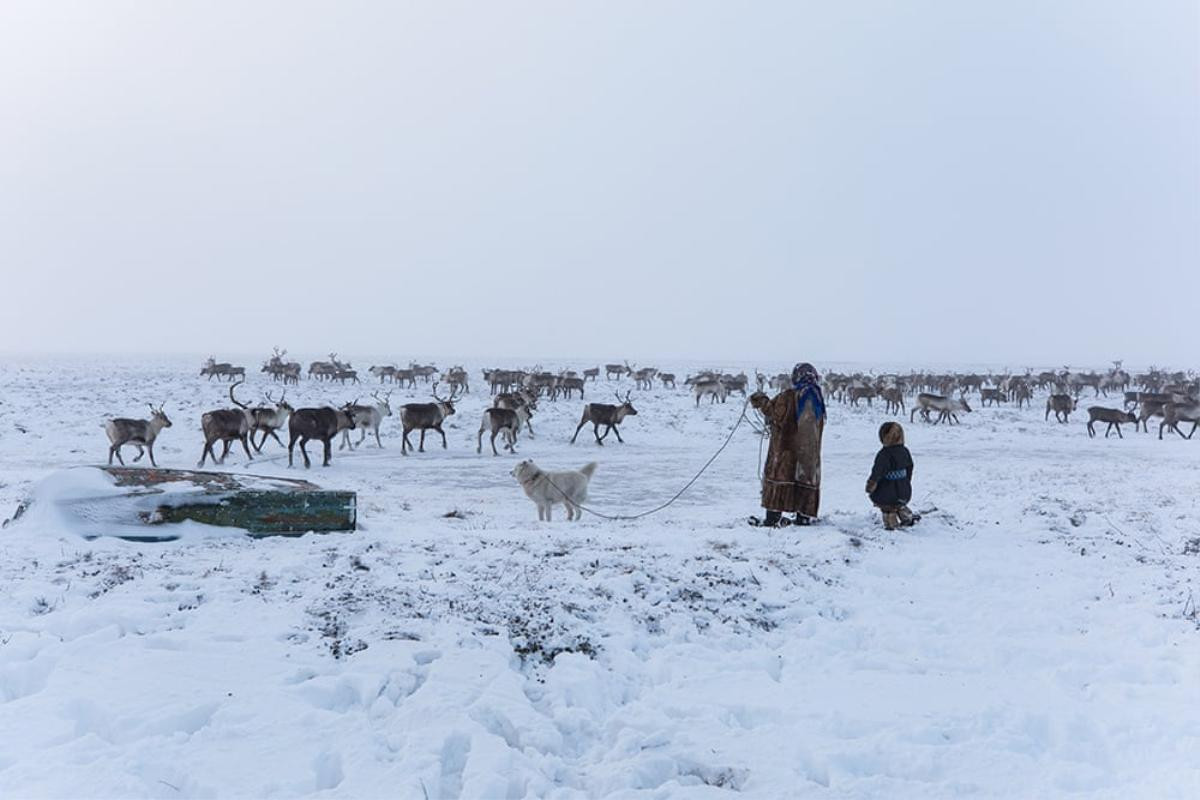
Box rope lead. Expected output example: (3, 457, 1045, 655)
(538, 398, 758, 521)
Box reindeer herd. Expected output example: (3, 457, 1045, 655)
(101, 355, 1199, 473)
(819, 363, 1200, 440)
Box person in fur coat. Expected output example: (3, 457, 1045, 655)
(748, 363, 825, 527)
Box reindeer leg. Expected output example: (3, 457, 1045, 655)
(131, 445, 145, 463)
(593, 423, 604, 445)
(612, 424, 625, 443)
(401, 428, 411, 455)
(111, 445, 123, 466)
(374, 428, 383, 448)
(241, 435, 253, 461)
(300, 437, 313, 468)
(477, 426, 485, 454)
(491, 430, 499, 456)
(322, 437, 332, 467)
(146, 443, 157, 468)
(571, 418, 587, 444)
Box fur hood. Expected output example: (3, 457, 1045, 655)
(879, 422, 905, 446)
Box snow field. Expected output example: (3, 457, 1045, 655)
(0, 358, 1197, 798)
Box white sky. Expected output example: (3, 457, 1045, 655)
(1, 1, 1196, 367)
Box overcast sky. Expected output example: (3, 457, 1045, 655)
(1, 1, 1196, 367)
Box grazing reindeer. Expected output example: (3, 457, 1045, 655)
(911, 393, 972, 425)
(881, 386, 905, 415)
(693, 378, 727, 406)
(287, 406, 357, 468)
(477, 407, 527, 455)
(198, 381, 255, 468)
(340, 392, 393, 450)
(659, 373, 677, 389)
(571, 392, 638, 445)
(1045, 394, 1075, 424)
(399, 383, 460, 454)
(200, 357, 244, 382)
(583, 367, 600, 382)
(1087, 407, 1137, 439)
(104, 404, 172, 467)
(980, 388, 1008, 407)
(1159, 401, 1200, 440)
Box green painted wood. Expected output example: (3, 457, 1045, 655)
(149, 490, 357, 535)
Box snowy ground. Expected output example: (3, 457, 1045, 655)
(1, 357, 1198, 798)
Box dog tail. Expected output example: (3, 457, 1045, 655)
(579, 462, 598, 479)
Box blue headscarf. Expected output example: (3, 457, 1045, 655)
(792, 362, 825, 421)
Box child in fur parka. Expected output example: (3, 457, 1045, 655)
(866, 421, 919, 530)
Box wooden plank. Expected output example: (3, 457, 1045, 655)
(146, 490, 357, 535)
(94, 467, 357, 536)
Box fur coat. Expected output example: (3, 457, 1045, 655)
(751, 388, 825, 516)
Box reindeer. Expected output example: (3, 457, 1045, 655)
(340, 392, 393, 450)
(477, 407, 528, 455)
(198, 381, 255, 468)
(980, 388, 1008, 407)
(571, 392, 638, 445)
(721, 373, 749, 397)
(369, 365, 398, 384)
(605, 363, 629, 380)
(881, 386, 905, 415)
(410, 363, 438, 384)
(659, 373, 677, 389)
(445, 366, 470, 394)
(399, 383, 460, 454)
(392, 368, 417, 388)
(495, 388, 538, 438)
(1045, 394, 1075, 423)
(242, 390, 293, 452)
(911, 393, 972, 425)
(1087, 407, 1137, 439)
(287, 406, 358, 468)
(847, 386, 875, 407)
(104, 404, 172, 467)
(309, 361, 336, 381)
(1159, 401, 1200, 440)
(633, 368, 658, 390)
(200, 357, 244, 382)
(1011, 382, 1033, 408)
(693, 378, 727, 406)
(558, 376, 586, 399)
(583, 367, 600, 382)
(1136, 400, 1168, 433)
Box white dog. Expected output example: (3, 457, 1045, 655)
(511, 459, 597, 521)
